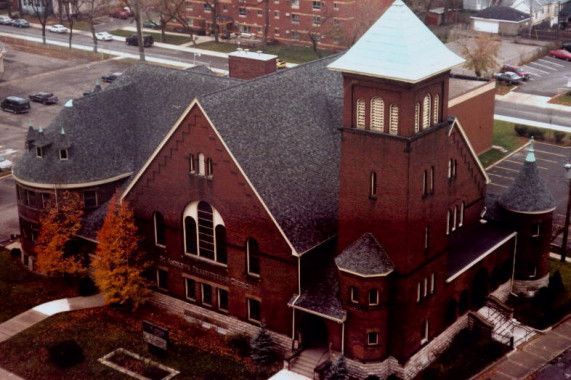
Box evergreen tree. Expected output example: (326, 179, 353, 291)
(326, 355, 349, 380)
(250, 325, 275, 365)
(93, 195, 151, 310)
(36, 191, 85, 276)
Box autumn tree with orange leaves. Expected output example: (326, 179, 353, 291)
(36, 191, 86, 276)
(93, 195, 151, 310)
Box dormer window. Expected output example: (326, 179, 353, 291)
(59, 148, 68, 160)
(36, 146, 43, 158)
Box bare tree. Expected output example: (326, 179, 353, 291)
(143, 0, 186, 43)
(124, 0, 146, 61)
(345, 0, 389, 46)
(78, 0, 106, 53)
(204, 0, 219, 42)
(305, 4, 343, 57)
(62, 0, 79, 49)
(29, 0, 52, 44)
(457, 33, 501, 77)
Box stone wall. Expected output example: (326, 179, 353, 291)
(512, 274, 549, 297)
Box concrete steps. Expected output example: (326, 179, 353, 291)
(478, 305, 536, 347)
(289, 347, 329, 379)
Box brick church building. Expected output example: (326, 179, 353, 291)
(12, 1, 554, 379)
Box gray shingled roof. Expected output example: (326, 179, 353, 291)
(335, 233, 395, 276)
(200, 56, 343, 254)
(473, 6, 530, 22)
(13, 63, 239, 185)
(498, 143, 555, 213)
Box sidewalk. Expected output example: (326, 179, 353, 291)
(0, 293, 105, 380)
(473, 315, 571, 379)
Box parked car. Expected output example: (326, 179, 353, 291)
(1, 96, 31, 113)
(0, 16, 12, 25)
(562, 42, 571, 52)
(143, 21, 159, 29)
(494, 71, 522, 85)
(11, 19, 29, 28)
(28, 92, 59, 105)
(500, 64, 531, 81)
(95, 32, 114, 41)
(47, 24, 68, 33)
(0, 155, 13, 171)
(549, 49, 571, 61)
(109, 8, 129, 19)
(126, 34, 154, 47)
(101, 72, 122, 83)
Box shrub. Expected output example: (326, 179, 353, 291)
(250, 326, 276, 365)
(48, 340, 85, 368)
(514, 124, 528, 136)
(326, 355, 349, 380)
(528, 126, 545, 140)
(226, 332, 251, 357)
(555, 131, 566, 143)
(550, 270, 565, 293)
(78, 276, 98, 296)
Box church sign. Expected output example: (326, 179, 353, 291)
(142, 320, 169, 351)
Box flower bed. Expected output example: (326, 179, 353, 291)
(99, 348, 179, 380)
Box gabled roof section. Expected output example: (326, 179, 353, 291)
(327, 0, 464, 83)
(448, 117, 490, 184)
(335, 233, 394, 277)
(472, 6, 530, 22)
(498, 139, 555, 213)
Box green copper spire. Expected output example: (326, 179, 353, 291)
(525, 137, 535, 163)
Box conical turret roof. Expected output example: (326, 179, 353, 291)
(499, 139, 555, 213)
(327, 0, 464, 83)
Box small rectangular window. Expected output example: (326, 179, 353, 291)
(274, 11, 279, 18)
(423, 277, 428, 297)
(334, 2, 339, 10)
(248, 298, 261, 323)
(59, 149, 68, 160)
(157, 268, 168, 291)
(368, 289, 379, 306)
(185, 278, 196, 300)
(202, 283, 212, 306)
(204, 3, 211, 11)
(257, 9, 262, 16)
(239, 7, 247, 16)
(531, 223, 540, 237)
(350, 286, 359, 303)
(312, 1, 321, 10)
(189, 154, 195, 173)
(367, 332, 379, 346)
(369, 171, 377, 198)
(218, 288, 229, 312)
(291, 14, 300, 23)
(291, 0, 299, 8)
(36, 146, 43, 158)
(84, 191, 97, 208)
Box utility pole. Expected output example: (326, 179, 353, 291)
(561, 163, 571, 262)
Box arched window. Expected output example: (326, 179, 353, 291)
(422, 94, 431, 129)
(154, 212, 166, 246)
(206, 158, 213, 177)
(189, 154, 195, 173)
(414, 102, 420, 133)
(198, 153, 205, 175)
(356, 98, 365, 129)
(183, 201, 226, 264)
(433, 94, 440, 124)
(389, 104, 399, 135)
(370, 97, 384, 132)
(369, 171, 377, 198)
(247, 238, 260, 276)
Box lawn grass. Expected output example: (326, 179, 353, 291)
(109, 29, 193, 45)
(478, 120, 528, 167)
(196, 41, 335, 63)
(0, 307, 274, 380)
(549, 93, 571, 106)
(0, 248, 79, 323)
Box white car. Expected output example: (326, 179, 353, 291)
(48, 24, 68, 33)
(95, 32, 114, 41)
(0, 155, 13, 171)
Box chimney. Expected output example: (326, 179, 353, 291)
(228, 49, 278, 80)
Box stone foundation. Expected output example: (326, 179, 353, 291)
(512, 275, 549, 297)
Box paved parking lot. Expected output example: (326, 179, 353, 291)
(515, 54, 571, 97)
(486, 142, 571, 245)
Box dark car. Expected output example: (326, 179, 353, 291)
(11, 19, 30, 28)
(126, 34, 154, 47)
(494, 71, 522, 85)
(143, 21, 159, 29)
(501, 64, 531, 81)
(562, 42, 571, 53)
(549, 49, 571, 61)
(28, 92, 59, 105)
(1, 96, 31, 113)
(101, 72, 122, 83)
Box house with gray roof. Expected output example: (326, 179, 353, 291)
(12, 1, 553, 378)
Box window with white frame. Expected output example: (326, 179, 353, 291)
(389, 104, 399, 135)
(370, 97, 384, 132)
(433, 94, 440, 124)
(448, 158, 457, 179)
(291, 0, 299, 8)
(367, 332, 379, 346)
(312, 1, 321, 10)
(369, 289, 379, 306)
(185, 277, 196, 300)
(186, 1, 192, 9)
(248, 298, 261, 323)
(312, 16, 321, 26)
(422, 94, 431, 129)
(274, 10, 279, 18)
(246, 238, 260, 276)
(356, 98, 365, 129)
(201, 283, 212, 306)
(153, 212, 166, 246)
(350, 286, 359, 303)
(183, 201, 226, 264)
(414, 102, 420, 133)
(334, 2, 339, 10)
